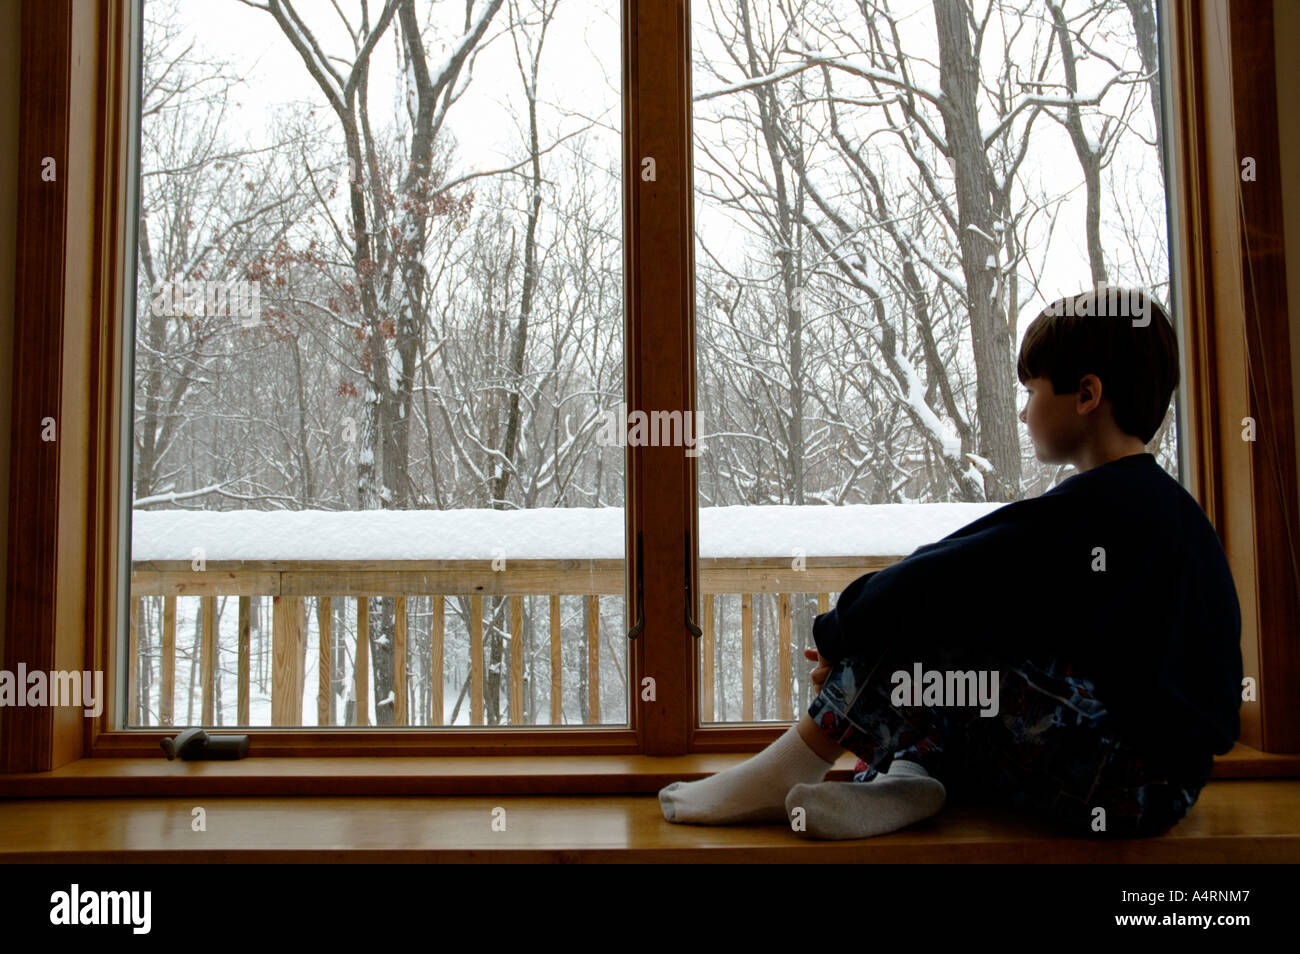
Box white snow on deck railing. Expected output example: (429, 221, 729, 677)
(130, 503, 1007, 563)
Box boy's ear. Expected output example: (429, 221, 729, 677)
(1075, 373, 1104, 412)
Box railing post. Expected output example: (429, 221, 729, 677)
(394, 594, 407, 726)
(741, 592, 753, 722)
(272, 595, 303, 725)
(430, 595, 444, 726)
(510, 595, 524, 724)
(778, 592, 792, 721)
(355, 596, 369, 726)
(549, 594, 561, 725)
(127, 596, 139, 726)
(470, 595, 483, 726)
(161, 595, 176, 726)
(815, 592, 830, 707)
(238, 596, 250, 726)
(587, 594, 600, 723)
(200, 595, 216, 724)
(297, 598, 307, 718)
(701, 592, 714, 723)
(317, 596, 332, 726)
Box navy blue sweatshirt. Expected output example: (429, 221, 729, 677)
(812, 452, 1242, 781)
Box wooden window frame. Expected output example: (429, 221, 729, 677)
(2, 0, 1296, 789)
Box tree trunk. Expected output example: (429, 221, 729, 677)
(934, 0, 1021, 501)
(1049, 1, 1107, 287)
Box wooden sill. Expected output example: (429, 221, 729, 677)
(0, 742, 1295, 797)
(0, 779, 1297, 862)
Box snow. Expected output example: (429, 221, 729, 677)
(279, 13, 344, 108)
(425, 0, 502, 92)
(1081, 126, 1099, 155)
(133, 483, 225, 508)
(905, 242, 966, 297)
(894, 359, 962, 461)
(131, 503, 1008, 562)
(405, 57, 418, 118)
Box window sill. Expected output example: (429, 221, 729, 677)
(1, 777, 1298, 862)
(0, 743, 1294, 797)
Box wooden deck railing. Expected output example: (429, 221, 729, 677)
(127, 557, 892, 727)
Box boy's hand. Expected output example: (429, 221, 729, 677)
(804, 648, 832, 693)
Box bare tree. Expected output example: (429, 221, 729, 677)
(238, 0, 504, 722)
(135, 0, 318, 508)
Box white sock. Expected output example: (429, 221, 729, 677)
(785, 758, 947, 839)
(659, 725, 835, 824)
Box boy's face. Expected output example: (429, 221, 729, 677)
(1019, 376, 1086, 463)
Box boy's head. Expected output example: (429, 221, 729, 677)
(1016, 286, 1179, 465)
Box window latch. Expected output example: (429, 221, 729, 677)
(627, 529, 645, 639)
(685, 526, 703, 638)
(161, 727, 250, 760)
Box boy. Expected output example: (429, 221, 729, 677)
(659, 287, 1243, 839)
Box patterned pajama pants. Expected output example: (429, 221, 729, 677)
(806, 643, 1208, 837)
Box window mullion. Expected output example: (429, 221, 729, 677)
(625, 0, 697, 755)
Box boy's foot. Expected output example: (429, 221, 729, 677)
(659, 724, 834, 824)
(785, 759, 947, 839)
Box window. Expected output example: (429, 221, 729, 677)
(690, 0, 1178, 726)
(127, 0, 630, 733)
(3, 0, 1295, 778)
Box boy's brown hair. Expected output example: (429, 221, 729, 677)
(1016, 286, 1179, 444)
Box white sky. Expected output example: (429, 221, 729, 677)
(173, 0, 622, 177)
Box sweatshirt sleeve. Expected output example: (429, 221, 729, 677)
(811, 490, 1089, 664)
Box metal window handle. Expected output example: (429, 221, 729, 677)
(627, 529, 645, 639)
(685, 526, 702, 638)
(627, 527, 703, 639)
